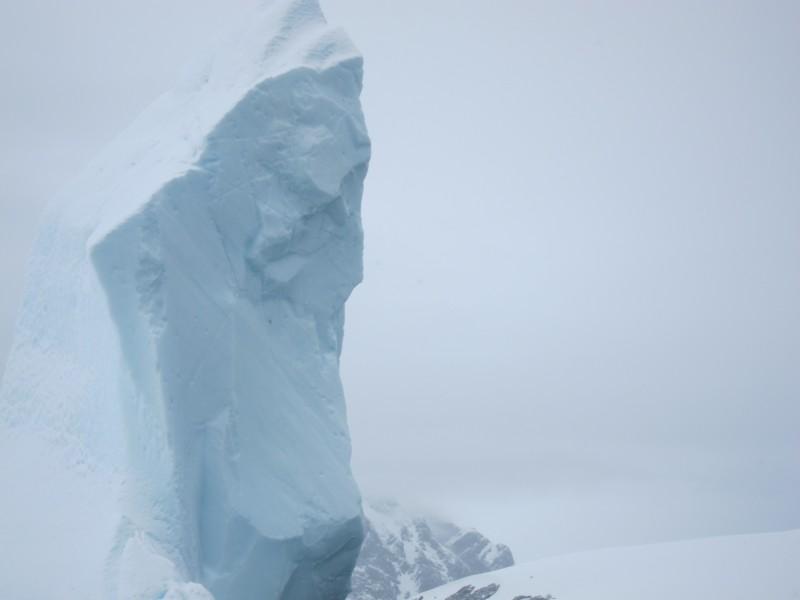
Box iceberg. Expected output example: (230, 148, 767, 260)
(0, 1, 369, 598)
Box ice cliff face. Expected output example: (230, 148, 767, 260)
(350, 501, 514, 600)
(0, 1, 369, 599)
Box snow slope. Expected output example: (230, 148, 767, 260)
(0, 1, 369, 598)
(350, 500, 514, 600)
(417, 529, 800, 600)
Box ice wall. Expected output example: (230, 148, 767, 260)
(0, 1, 369, 598)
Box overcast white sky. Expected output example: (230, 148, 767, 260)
(1, 0, 799, 561)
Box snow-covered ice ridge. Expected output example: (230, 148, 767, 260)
(416, 529, 800, 600)
(0, 1, 369, 599)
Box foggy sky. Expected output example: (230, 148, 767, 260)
(1, 0, 798, 560)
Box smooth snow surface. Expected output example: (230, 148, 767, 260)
(0, 1, 369, 598)
(418, 529, 800, 600)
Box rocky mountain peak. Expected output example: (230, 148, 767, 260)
(349, 500, 514, 600)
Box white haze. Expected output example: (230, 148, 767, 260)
(0, 0, 798, 560)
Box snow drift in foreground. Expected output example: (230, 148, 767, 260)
(0, 1, 369, 598)
(416, 529, 800, 600)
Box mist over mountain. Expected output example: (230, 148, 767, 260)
(350, 500, 514, 600)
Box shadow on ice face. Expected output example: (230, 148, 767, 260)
(91, 58, 370, 600)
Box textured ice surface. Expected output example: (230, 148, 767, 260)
(0, 1, 369, 598)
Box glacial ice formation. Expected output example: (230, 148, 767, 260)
(0, 1, 369, 598)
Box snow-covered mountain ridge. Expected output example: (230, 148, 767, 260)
(416, 529, 800, 600)
(350, 501, 514, 600)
